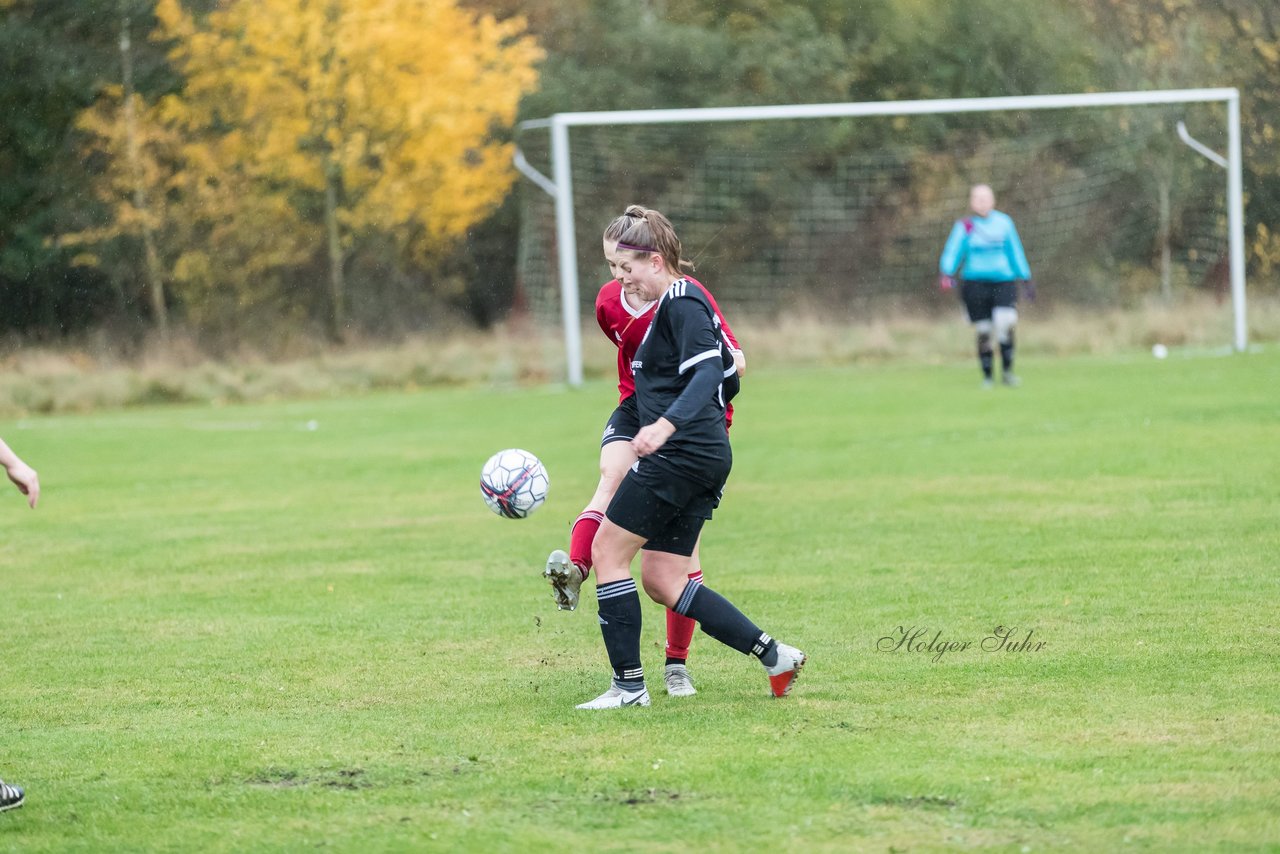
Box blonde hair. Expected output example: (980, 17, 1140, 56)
(603, 205, 648, 242)
(610, 205, 693, 273)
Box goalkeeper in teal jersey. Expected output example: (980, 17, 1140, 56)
(939, 184, 1032, 387)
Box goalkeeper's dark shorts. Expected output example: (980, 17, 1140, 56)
(960, 280, 1017, 323)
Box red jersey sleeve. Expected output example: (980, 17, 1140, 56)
(687, 278, 740, 429)
(691, 279, 741, 351)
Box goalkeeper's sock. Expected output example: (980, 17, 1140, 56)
(977, 332, 994, 379)
(1001, 330, 1015, 373)
(596, 578, 644, 690)
(569, 510, 603, 577)
(673, 578, 776, 664)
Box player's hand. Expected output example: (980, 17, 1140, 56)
(731, 349, 746, 377)
(632, 418, 676, 457)
(6, 461, 39, 508)
(939, 274, 956, 292)
(1022, 279, 1037, 302)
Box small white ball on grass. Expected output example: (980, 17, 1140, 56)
(1152, 343, 1169, 359)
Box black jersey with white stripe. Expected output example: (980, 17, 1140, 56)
(631, 278, 733, 486)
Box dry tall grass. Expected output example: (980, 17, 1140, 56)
(730, 294, 1279, 366)
(1, 296, 1275, 417)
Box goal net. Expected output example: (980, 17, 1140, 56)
(515, 92, 1242, 381)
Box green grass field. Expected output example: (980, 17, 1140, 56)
(2, 350, 1278, 852)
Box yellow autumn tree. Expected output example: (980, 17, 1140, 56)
(154, 0, 542, 338)
(59, 12, 179, 337)
(71, 84, 318, 337)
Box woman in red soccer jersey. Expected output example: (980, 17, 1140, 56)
(544, 205, 744, 698)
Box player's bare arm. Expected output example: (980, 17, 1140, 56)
(0, 438, 39, 509)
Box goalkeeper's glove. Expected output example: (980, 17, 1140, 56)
(938, 274, 957, 292)
(1021, 279, 1036, 302)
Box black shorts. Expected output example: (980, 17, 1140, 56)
(605, 455, 725, 556)
(960, 281, 1017, 323)
(601, 396, 640, 448)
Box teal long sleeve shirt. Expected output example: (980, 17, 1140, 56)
(939, 211, 1031, 282)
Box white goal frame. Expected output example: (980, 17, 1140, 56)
(517, 88, 1246, 386)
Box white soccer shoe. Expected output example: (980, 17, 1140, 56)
(663, 663, 697, 697)
(575, 680, 651, 709)
(544, 549, 584, 611)
(0, 779, 23, 813)
(764, 642, 807, 697)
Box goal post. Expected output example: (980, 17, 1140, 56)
(515, 88, 1246, 386)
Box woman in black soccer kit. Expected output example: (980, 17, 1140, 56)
(576, 207, 806, 709)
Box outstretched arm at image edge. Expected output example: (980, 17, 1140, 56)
(0, 438, 39, 508)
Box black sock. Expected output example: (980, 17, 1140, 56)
(1001, 330, 1015, 373)
(673, 580, 777, 665)
(977, 332, 994, 379)
(596, 578, 644, 690)
(664, 656, 686, 667)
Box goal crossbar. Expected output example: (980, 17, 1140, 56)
(518, 88, 1246, 385)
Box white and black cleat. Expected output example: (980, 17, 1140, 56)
(0, 780, 24, 813)
(576, 680, 651, 709)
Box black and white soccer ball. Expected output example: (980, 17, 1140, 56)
(480, 448, 550, 519)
